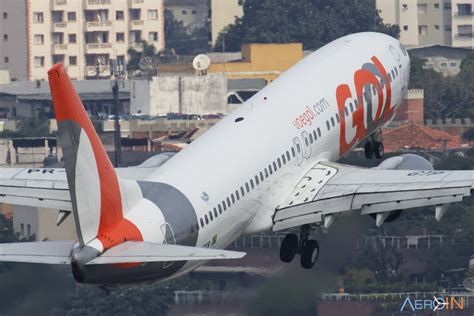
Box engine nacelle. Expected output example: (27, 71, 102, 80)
(374, 154, 434, 171)
(370, 154, 434, 225)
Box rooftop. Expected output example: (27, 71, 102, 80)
(383, 123, 463, 152)
(0, 80, 130, 101)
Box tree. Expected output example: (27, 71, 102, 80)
(164, 10, 210, 55)
(126, 41, 158, 72)
(214, 0, 400, 52)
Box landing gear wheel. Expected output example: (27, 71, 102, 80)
(364, 141, 374, 159)
(300, 239, 320, 269)
(280, 233, 298, 263)
(374, 141, 384, 159)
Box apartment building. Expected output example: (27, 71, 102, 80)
(377, 0, 474, 48)
(165, 0, 208, 33)
(210, 0, 244, 46)
(0, 0, 164, 81)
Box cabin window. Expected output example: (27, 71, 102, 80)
(349, 103, 354, 112)
(255, 175, 259, 185)
(222, 201, 227, 211)
(282, 154, 286, 164)
(273, 161, 277, 170)
(231, 194, 235, 204)
(213, 208, 218, 217)
(209, 211, 213, 221)
(296, 143, 301, 153)
(205, 215, 209, 224)
(200, 218, 205, 228)
(218, 204, 223, 214)
(335, 113, 340, 123)
(309, 133, 314, 143)
(326, 121, 330, 130)
(286, 151, 291, 161)
(250, 179, 254, 189)
(291, 147, 296, 157)
(236, 190, 240, 200)
(268, 164, 273, 174)
(260, 172, 264, 181)
(277, 158, 282, 168)
(226, 197, 231, 207)
(264, 168, 269, 178)
(317, 128, 321, 137)
(245, 183, 250, 192)
(331, 117, 335, 126)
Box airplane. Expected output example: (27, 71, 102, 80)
(0, 32, 473, 286)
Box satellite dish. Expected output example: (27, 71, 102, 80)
(192, 54, 210, 75)
(463, 277, 474, 291)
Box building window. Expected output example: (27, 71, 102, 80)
(52, 32, 64, 44)
(417, 3, 428, 14)
(457, 3, 472, 16)
(3, 12, 7, 19)
(52, 11, 64, 23)
(116, 32, 125, 42)
(149, 32, 158, 41)
(458, 24, 472, 37)
(192, 10, 197, 14)
(3, 34, 7, 41)
(33, 12, 44, 23)
(34, 34, 44, 44)
(403, 25, 408, 31)
(34, 56, 44, 67)
(4, 56, 8, 63)
(67, 11, 76, 21)
(148, 9, 158, 20)
(450, 62, 457, 67)
(129, 9, 141, 20)
(435, 25, 440, 30)
(402, 4, 408, 10)
(20, 224, 24, 236)
(69, 56, 77, 65)
(68, 34, 76, 43)
(26, 224, 31, 237)
(434, 3, 440, 9)
(182, 10, 187, 15)
(116, 10, 124, 20)
(444, 3, 451, 10)
(440, 62, 448, 68)
(52, 54, 64, 64)
(418, 25, 428, 35)
(445, 25, 452, 32)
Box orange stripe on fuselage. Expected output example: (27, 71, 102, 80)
(48, 63, 143, 250)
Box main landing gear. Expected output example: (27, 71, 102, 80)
(365, 136, 384, 159)
(279, 225, 320, 269)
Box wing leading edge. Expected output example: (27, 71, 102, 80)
(273, 162, 474, 231)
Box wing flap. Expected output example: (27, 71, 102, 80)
(87, 241, 246, 265)
(272, 162, 474, 231)
(0, 241, 75, 264)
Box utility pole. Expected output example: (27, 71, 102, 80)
(110, 59, 125, 167)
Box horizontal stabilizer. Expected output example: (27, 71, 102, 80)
(0, 241, 75, 264)
(87, 241, 246, 265)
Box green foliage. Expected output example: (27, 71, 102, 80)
(409, 56, 474, 119)
(1, 117, 51, 138)
(214, 0, 400, 52)
(463, 127, 474, 141)
(126, 41, 157, 71)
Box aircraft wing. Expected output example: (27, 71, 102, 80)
(0, 168, 72, 211)
(273, 162, 474, 231)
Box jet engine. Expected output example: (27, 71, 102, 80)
(370, 154, 434, 223)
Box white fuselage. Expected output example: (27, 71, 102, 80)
(143, 32, 410, 277)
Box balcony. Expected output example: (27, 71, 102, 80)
(52, 0, 67, 8)
(129, 20, 144, 29)
(128, 0, 144, 8)
(454, 12, 474, 17)
(85, 43, 113, 53)
(85, 65, 110, 77)
(85, 0, 111, 8)
(51, 43, 68, 54)
(455, 32, 474, 38)
(84, 20, 112, 30)
(53, 22, 67, 31)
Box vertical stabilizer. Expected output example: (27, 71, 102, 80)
(48, 63, 138, 247)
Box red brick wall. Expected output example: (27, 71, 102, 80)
(394, 98, 424, 125)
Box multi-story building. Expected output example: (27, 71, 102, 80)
(210, 0, 243, 47)
(0, 0, 164, 81)
(377, 0, 474, 48)
(164, 0, 208, 34)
